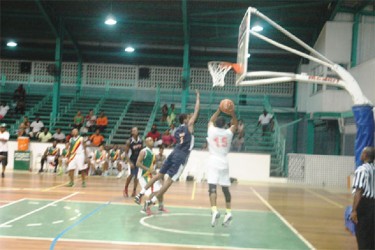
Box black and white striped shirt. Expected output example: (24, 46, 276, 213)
(352, 162, 375, 199)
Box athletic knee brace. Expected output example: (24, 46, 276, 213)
(208, 184, 217, 195)
(222, 186, 231, 203)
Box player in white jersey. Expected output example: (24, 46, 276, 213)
(66, 128, 88, 187)
(206, 106, 237, 227)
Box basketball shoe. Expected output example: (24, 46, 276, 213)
(211, 211, 221, 227)
(222, 213, 232, 227)
(134, 193, 143, 205)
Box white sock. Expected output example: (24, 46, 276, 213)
(140, 188, 146, 195)
(151, 196, 158, 203)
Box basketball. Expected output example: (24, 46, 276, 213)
(219, 99, 235, 114)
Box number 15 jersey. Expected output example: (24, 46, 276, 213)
(207, 126, 234, 160)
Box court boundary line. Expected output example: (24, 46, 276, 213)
(250, 187, 315, 250)
(0, 198, 26, 209)
(0, 235, 268, 250)
(0, 192, 79, 228)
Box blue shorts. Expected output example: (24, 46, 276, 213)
(129, 158, 139, 176)
(160, 150, 189, 181)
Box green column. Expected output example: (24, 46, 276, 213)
(307, 119, 314, 154)
(51, 17, 63, 124)
(181, 0, 190, 113)
(293, 110, 298, 153)
(351, 13, 360, 68)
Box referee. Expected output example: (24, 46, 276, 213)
(350, 147, 375, 250)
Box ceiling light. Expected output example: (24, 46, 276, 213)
(105, 15, 117, 25)
(125, 46, 135, 53)
(7, 41, 17, 47)
(251, 25, 263, 32)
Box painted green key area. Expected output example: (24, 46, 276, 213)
(0, 199, 310, 249)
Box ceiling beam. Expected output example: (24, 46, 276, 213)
(329, 0, 344, 21)
(34, 0, 58, 37)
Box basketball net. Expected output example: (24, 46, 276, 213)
(208, 61, 234, 87)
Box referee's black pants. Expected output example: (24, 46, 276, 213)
(355, 197, 375, 250)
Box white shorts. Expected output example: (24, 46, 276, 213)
(207, 156, 230, 186)
(47, 156, 56, 165)
(138, 175, 161, 196)
(61, 157, 68, 167)
(67, 154, 86, 171)
(91, 160, 106, 169)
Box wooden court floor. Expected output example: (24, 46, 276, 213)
(0, 171, 357, 250)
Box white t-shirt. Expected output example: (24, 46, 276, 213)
(30, 121, 44, 133)
(53, 132, 65, 141)
(0, 105, 9, 117)
(258, 113, 273, 125)
(0, 131, 10, 152)
(207, 126, 233, 159)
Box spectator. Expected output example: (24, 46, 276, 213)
(161, 104, 168, 122)
(29, 116, 44, 139)
(237, 119, 245, 137)
(38, 127, 53, 142)
(232, 133, 244, 152)
(169, 123, 177, 137)
(39, 140, 60, 173)
(16, 124, 28, 138)
(89, 144, 109, 176)
(167, 104, 176, 126)
(85, 109, 97, 132)
(146, 124, 162, 147)
(73, 111, 84, 130)
(0, 123, 10, 178)
(21, 116, 31, 134)
(0, 102, 10, 120)
(15, 97, 25, 115)
(162, 129, 175, 148)
(53, 128, 65, 143)
(155, 145, 166, 171)
(13, 84, 26, 101)
(257, 110, 274, 136)
(96, 111, 108, 132)
(80, 125, 88, 135)
(89, 129, 105, 147)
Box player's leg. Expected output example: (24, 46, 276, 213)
(207, 159, 221, 227)
(219, 167, 232, 227)
(135, 172, 164, 203)
(0, 153, 7, 178)
(132, 167, 139, 197)
(39, 155, 46, 172)
(123, 174, 133, 197)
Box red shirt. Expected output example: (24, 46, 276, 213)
(147, 131, 160, 141)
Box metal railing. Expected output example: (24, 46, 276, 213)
(108, 100, 132, 144)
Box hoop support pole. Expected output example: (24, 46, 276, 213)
(249, 7, 333, 65)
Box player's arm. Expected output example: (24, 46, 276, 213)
(136, 150, 148, 172)
(188, 90, 200, 132)
(208, 107, 221, 128)
(124, 140, 134, 168)
(350, 188, 363, 224)
(229, 109, 238, 134)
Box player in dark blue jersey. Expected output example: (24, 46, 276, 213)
(135, 90, 200, 214)
(123, 127, 143, 197)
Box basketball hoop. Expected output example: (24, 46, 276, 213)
(208, 61, 241, 87)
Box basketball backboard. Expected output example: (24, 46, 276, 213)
(236, 8, 251, 86)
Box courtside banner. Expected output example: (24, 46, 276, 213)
(352, 105, 374, 168)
